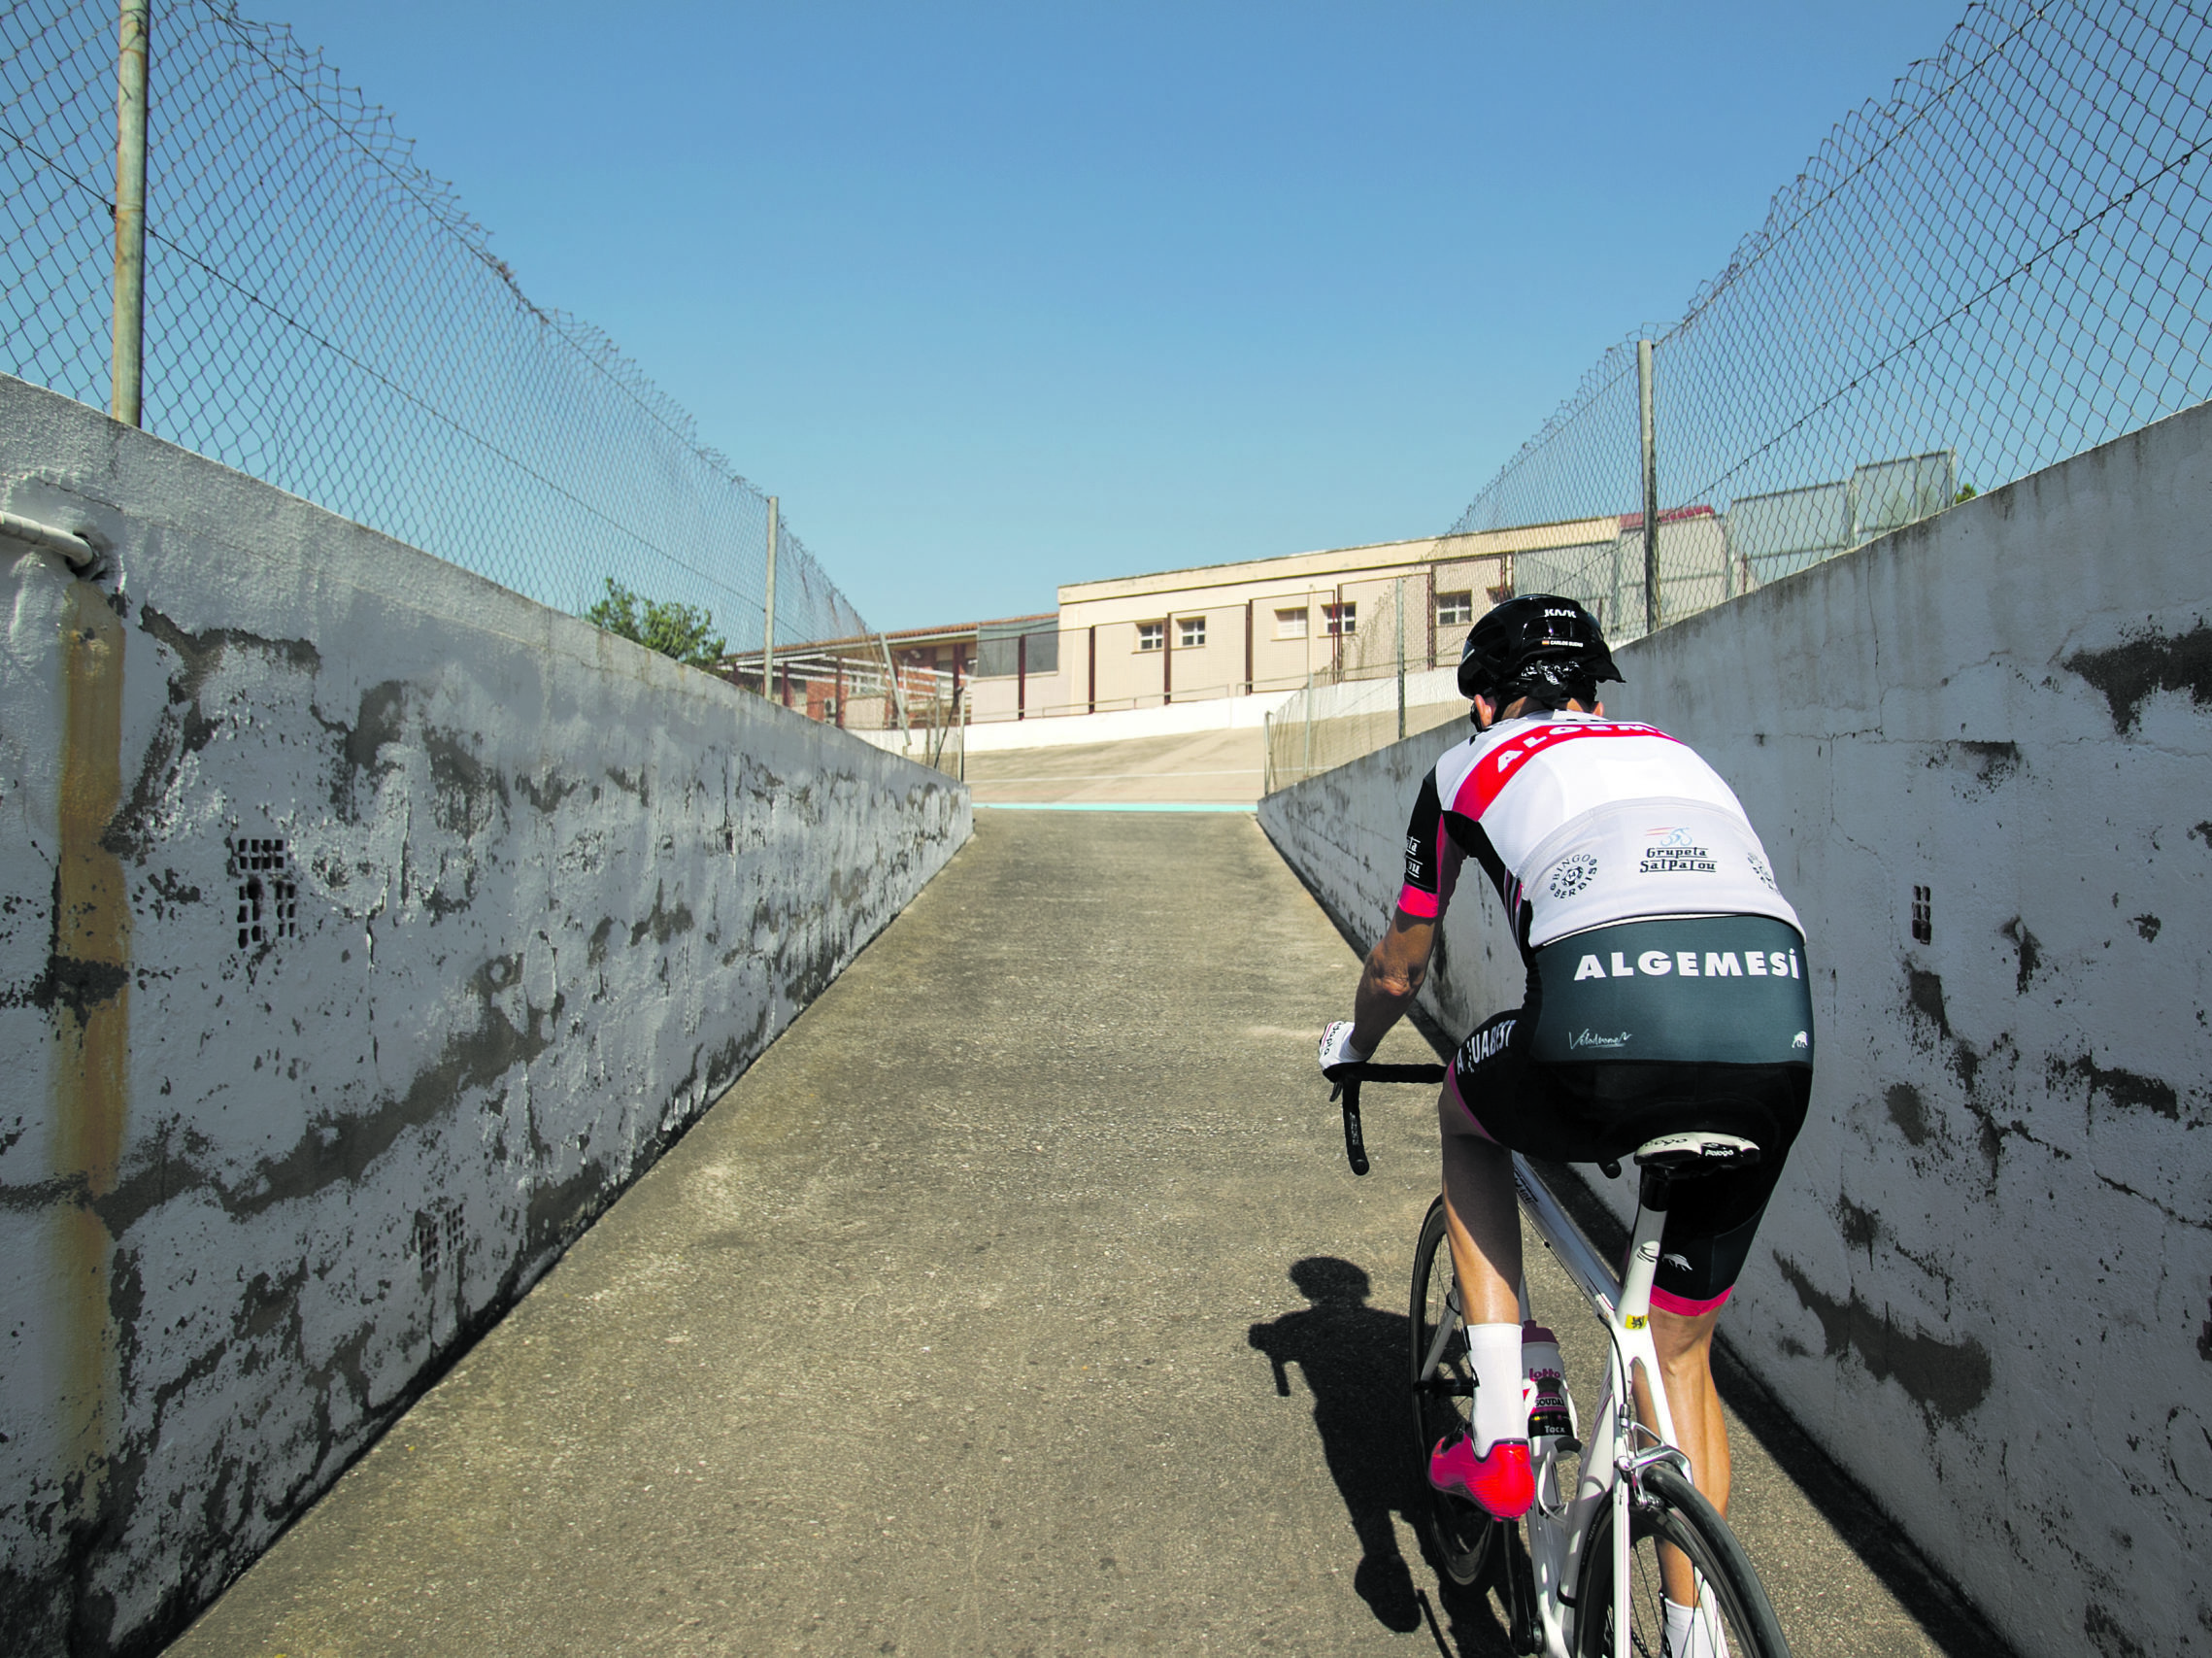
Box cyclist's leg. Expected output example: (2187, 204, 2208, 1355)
(1633, 1303, 1728, 1613)
(1435, 1016, 1537, 1486)
(1438, 1068, 1520, 1325)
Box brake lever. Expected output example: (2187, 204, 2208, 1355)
(1338, 1077, 1370, 1177)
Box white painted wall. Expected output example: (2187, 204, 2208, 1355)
(1260, 401, 2212, 1658)
(0, 374, 970, 1655)
(851, 685, 1298, 755)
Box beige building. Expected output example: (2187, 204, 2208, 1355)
(1005, 518, 1638, 719)
(721, 512, 1737, 729)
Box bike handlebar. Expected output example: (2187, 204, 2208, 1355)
(1325, 1062, 1448, 1175)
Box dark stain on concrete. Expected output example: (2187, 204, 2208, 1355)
(2053, 1053, 2180, 1121)
(1999, 918, 2042, 995)
(1835, 1194, 1879, 1262)
(105, 607, 319, 861)
(1938, 739, 2021, 789)
(526, 1161, 609, 1258)
(587, 917, 616, 966)
(423, 727, 509, 837)
(1886, 1083, 1931, 1146)
(2130, 913, 2162, 942)
(628, 882, 694, 950)
(2085, 1602, 2151, 1658)
(17, 935, 130, 1022)
(515, 769, 582, 813)
(2191, 821, 2212, 847)
(2062, 620, 2212, 734)
(1906, 968, 1950, 1037)
(92, 964, 563, 1235)
(1774, 1256, 1992, 1422)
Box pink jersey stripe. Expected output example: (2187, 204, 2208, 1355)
(1397, 884, 1440, 919)
(1450, 721, 1680, 821)
(1649, 1283, 1732, 1317)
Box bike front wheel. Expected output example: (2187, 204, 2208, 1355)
(1571, 1461, 1791, 1658)
(1409, 1195, 1498, 1586)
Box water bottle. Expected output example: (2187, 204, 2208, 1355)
(1523, 1321, 1572, 1441)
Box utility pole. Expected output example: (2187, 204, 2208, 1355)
(1639, 338, 1660, 634)
(761, 495, 778, 696)
(111, 0, 151, 426)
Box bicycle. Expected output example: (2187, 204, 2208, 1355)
(1328, 1061, 1792, 1658)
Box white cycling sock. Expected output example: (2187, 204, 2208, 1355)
(1662, 1596, 1728, 1658)
(1466, 1322, 1525, 1453)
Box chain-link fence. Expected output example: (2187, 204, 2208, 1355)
(1451, 0, 2212, 642)
(1262, 666, 1467, 794)
(2, 0, 866, 650)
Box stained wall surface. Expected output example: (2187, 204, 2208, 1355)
(0, 374, 969, 1655)
(1259, 401, 2212, 1658)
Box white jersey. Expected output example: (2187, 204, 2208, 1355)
(1396, 710, 1800, 950)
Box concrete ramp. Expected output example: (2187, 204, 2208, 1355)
(170, 815, 1987, 1656)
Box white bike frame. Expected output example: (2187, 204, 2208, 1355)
(1415, 1155, 1690, 1658)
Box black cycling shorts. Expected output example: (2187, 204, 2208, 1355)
(1446, 915, 1814, 1312)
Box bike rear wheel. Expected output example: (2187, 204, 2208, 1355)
(1409, 1195, 1499, 1586)
(1571, 1460, 1791, 1657)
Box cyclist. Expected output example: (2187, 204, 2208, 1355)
(1318, 595, 1812, 1631)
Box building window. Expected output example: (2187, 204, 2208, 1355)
(1324, 602, 1357, 637)
(1436, 591, 1473, 627)
(1178, 616, 1206, 648)
(1274, 607, 1308, 640)
(1136, 621, 1164, 652)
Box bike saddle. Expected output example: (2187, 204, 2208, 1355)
(1630, 1131, 1760, 1173)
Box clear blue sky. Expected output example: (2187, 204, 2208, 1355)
(261, 0, 1969, 630)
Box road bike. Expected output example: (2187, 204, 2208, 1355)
(1329, 1061, 1792, 1658)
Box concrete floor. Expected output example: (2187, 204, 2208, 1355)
(169, 814, 1993, 1657)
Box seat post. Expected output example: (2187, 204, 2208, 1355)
(1637, 1163, 1676, 1215)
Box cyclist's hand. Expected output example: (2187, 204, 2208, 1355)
(1318, 1020, 1369, 1079)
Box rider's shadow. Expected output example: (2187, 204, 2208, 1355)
(1247, 1257, 1512, 1651)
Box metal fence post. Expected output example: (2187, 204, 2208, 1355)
(1638, 338, 1660, 634)
(876, 630, 909, 749)
(111, 0, 151, 426)
(1395, 577, 1406, 742)
(1302, 670, 1314, 783)
(761, 495, 779, 694)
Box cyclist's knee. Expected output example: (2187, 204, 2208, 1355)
(1651, 1304, 1722, 1370)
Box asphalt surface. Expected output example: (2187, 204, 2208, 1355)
(170, 811, 1992, 1657)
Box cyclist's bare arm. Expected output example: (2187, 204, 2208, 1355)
(1352, 907, 1436, 1054)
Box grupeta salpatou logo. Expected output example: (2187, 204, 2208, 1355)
(1571, 947, 1802, 980)
(1640, 826, 1717, 875)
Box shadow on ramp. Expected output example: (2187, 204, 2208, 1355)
(1248, 1255, 1520, 1656)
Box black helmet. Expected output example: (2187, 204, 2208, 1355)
(1457, 594, 1623, 709)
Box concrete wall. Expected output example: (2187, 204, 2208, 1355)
(0, 374, 970, 1656)
(1258, 401, 2212, 1658)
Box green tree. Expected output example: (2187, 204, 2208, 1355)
(585, 578, 726, 668)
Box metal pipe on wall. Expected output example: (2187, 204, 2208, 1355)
(111, 0, 151, 426)
(762, 495, 779, 690)
(1639, 339, 1660, 633)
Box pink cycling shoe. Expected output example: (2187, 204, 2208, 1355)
(1428, 1432, 1535, 1520)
